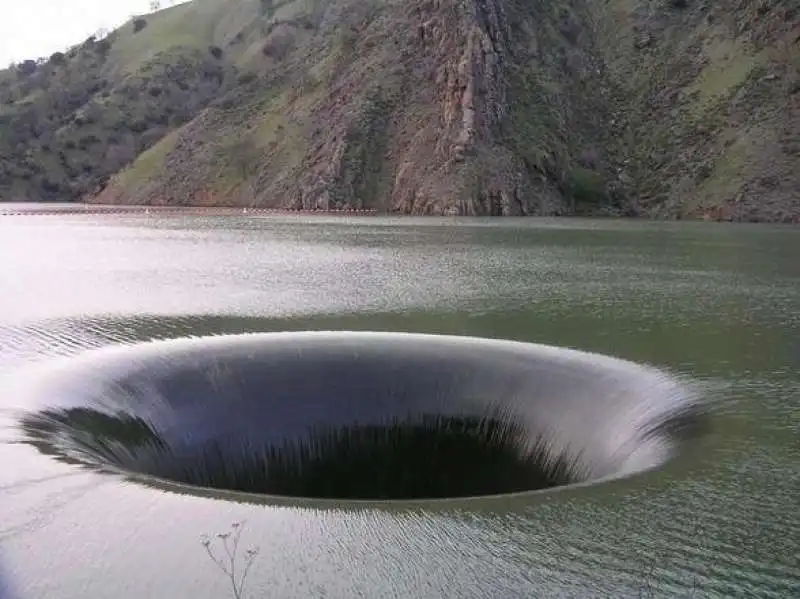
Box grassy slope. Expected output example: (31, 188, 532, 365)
(1, 0, 798, 220)
(0, 0, 265, 202)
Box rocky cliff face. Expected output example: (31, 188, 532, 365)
(95, 0, 618, 216)
(1, 0, 798, 221)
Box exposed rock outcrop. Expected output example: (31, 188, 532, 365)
(1, 0, 797, 221)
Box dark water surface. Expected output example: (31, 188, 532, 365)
(0, 210, 798, 598)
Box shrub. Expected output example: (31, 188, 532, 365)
(237, 73, 257, 85)
(17, 60, 37, 77)
(95, 39, 112, 55)
(261, 41, 277, 58)
(78, 134, 100, 149)
(41, 178, 61, 193)
(557, 9, 580, 43)
(578, 148, 600, 169)
(569, 167, 608, 205)
(212, 96, 236, 109)
(298, 16, 315, 30)
(49, 52, 67, 66)
(695, 163, 712, 182)
(133, 18, 148, 34)
(128, 120, 149, 133)
(209, 45, 224, 60)
(262, 32, 294, 60)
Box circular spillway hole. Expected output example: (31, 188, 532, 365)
(14, 332, 705, 502)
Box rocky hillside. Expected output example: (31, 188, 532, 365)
(0, 0, 797, 221)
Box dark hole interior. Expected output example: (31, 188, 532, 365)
(20, 408, 583, 500)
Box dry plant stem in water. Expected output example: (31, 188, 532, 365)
(200, 521, 260, 599)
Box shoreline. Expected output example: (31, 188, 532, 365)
(0, 204, 797, 224)
(0, 205, 379, 217)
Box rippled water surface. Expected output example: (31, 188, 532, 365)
(0, 210, 798, 598)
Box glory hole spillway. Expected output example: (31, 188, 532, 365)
(10, 331, 706, 504)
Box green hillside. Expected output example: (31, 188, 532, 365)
(0, 0, 797, 221)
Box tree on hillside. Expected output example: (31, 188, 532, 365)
(150, 1, 161, 11)
(17, 60, 37, 77)
(49, 52, 67, 66)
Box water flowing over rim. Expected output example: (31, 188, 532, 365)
(7, 331, 709, 507)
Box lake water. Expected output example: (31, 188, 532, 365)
(0, 209, 798, 598)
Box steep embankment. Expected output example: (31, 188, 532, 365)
(0, 0, 798, 220)
(97, 0, 616, 216)
(596, 0, 799, 222)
